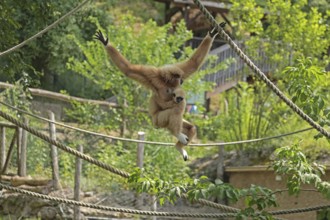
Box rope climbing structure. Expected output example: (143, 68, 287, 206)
(192, 0, 330, 139)
(0, 0, 329, 219)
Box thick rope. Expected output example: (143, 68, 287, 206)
(0, 110, 324, 218)
(0, 109, 130, 178)
(1, 182, 329, 217)
(0, 0, 90, 57)
(0, 182, 235, 218)
(269, 204, 330, 215)
(0, 101, 313, 147)
(192, 0, 330, 139)
(0, 109, 242, 213)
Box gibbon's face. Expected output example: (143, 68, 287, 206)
(172, 88, 185, 104)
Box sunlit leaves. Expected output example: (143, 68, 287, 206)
(282, 56, 329, 136)
(128, 168, 278, 219)
(272, 144, 330, 198)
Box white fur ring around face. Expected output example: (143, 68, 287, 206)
(177, 133, 189, 145)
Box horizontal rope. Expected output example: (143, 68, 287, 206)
(1, 182, 328, 217)
(269, 204, 330, 215)
(0, 109, 130, 178)
(0, 108, 242, 213)
(193, 0, 330, 139)
(0, 0, 90, 57)
(0, 182, 236, 218)
(0, 101, 313, 147)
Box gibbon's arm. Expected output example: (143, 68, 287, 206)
(156, 98, 178, 110)
(176, 33, 214, 80)
(95, 30, 158, 92)
(177, 22, 226, 80)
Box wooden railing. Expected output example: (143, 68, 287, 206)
(192, 39, 294, 97)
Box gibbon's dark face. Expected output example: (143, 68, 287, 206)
(172, 89, 185, 104)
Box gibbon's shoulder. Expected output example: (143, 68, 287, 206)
(160, 64, 185, 76)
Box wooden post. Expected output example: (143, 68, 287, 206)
(19, 118, 28, 177)
(151, 195, 157, 220)
(74, 145, 83, 220)
(136, 131, 145, 210)
(16, 127, 22, 176)
(48, 111, 60, 190)
(2, 130, 17, 174)
(216, 145, 225, 203)
(217, 145, 225, 180)
(0, 126, 5, 171)
(137, 131, 145, 169)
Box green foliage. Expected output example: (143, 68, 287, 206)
(317, 208, 330, 220)
(273, 143, 330, 198)
(230, 0, 329, 71)
(0, 76, 32, 114)
(128, 168, 277, 219)
(196, 81, 288, 148)
(282, 56, 330, 138)
(0, 0, 113, 94)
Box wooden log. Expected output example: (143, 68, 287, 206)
(0, 122, 16, 128)
(48, 111, 60, 190)
(0, 126, 5, 171)
(19, 117, 28, 177)
(0, 82, 119, 108)
(1, 130, 17, 174)
(16, 184, 52, 194)
(74, 145, 83, 220)
(0, 175, 51, 187)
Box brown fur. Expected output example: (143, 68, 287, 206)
(97, 32, 215, 160)
(102, 33, 215, 101)
(149, 87, 196, 161)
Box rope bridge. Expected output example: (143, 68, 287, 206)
(0, 100, 313, 147)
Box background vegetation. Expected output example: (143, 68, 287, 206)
(0, 0, 329, 219)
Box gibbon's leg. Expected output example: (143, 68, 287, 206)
(177, 22, 226, 79)
(149, 95, 176, 128)
(155, 108, 188, 145)
(175, 119, 196, 161)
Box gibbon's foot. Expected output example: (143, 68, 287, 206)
(182, 149, 189, 161)
(177, 133, 189, 145)
(94, 30, 108, 46)
(209, 22, 226, 37)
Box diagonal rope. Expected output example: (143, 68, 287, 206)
(0, 108, 241, 213)
(0, 110, 324, 217)
(0, 0, 90, 57)
(0, 100, 313, 146)
(0, 182, 236, 218)
(192, 0, 330, 139)
(0, 109, 130, 178)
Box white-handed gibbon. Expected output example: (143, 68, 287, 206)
(94, 29, 218, 101)
(149, 87, 196, 161)
(95, 24, 224, 159)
